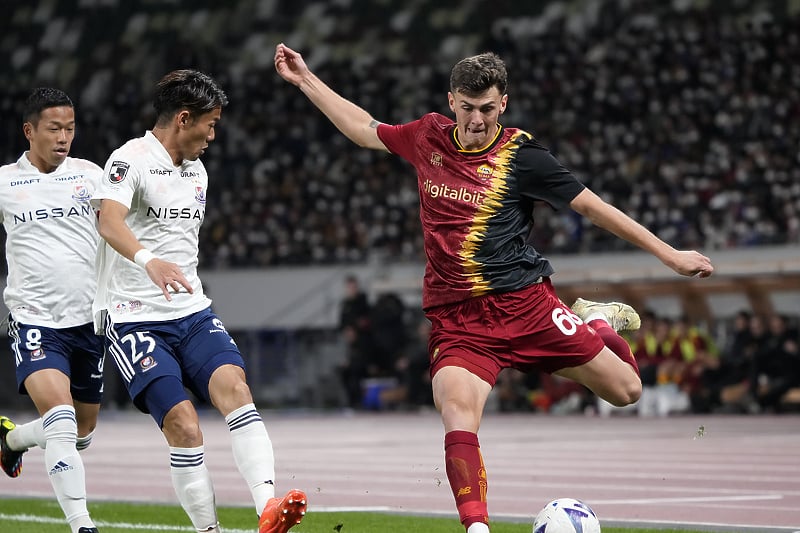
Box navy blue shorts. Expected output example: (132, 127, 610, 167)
(9, 319, 105, 404)
(104, 307, 244, 424)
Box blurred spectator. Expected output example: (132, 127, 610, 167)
(628, 310, 661, 387)
(337, 275, 375, 408)
(750, 314, 800, 412)
(718, 313, 770, 412)
(670, 316, 720, 406)
(378, 318, 434, 410)
(370, 291, 408, 373)
(531, 373, 592, 415)
(692, 310, 753, 412)
(339, 274, 371, 332)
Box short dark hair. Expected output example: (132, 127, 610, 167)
(23, 88, 73, 125)
(153, 69, 228, 125)
(450, 52, 508, 97)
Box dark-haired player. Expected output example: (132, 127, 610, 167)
(93, 69, 306, 533)
(0, 87, 103, 533)
(276, 44, 713, 532)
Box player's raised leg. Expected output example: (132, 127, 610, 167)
(558, 298, 643, 406)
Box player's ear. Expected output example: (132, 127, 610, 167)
(448, 92, 456, 113)
(177, 110, 192, 128)
(499, 94, 508, 114)
(22, 122, 33, 140)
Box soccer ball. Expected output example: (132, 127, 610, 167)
(532, 498, 601, 533)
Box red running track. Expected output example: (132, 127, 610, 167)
(1, 410, 798, 532)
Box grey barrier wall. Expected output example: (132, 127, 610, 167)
(0, 245, 797, 329)
(198, 244, 800, 329)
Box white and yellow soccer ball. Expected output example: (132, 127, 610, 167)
(533, 498, 601, 533)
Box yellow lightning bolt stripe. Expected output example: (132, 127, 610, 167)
(458, 131, 528, 296)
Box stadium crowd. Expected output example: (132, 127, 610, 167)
(1, 0, 799, 269)
(1, 0, 798, 414)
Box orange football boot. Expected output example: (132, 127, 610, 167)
(258, 488, 307, 533)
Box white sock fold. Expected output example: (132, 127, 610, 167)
(76, 430, 94, 451)
(170, 445, 218, 532)
(226, 403, 276, 513)
(7, 417, 45, 451)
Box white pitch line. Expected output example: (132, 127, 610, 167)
(591, 493, 784, 505)
(0, 513, 254, 532)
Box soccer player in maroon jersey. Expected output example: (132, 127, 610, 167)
(275, 44, 713, 533)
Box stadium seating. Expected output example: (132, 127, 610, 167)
(0, 0, 798, 269)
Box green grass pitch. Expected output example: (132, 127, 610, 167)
(0, 497, 709, 532)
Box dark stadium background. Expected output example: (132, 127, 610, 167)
(0, 0, 798, 414)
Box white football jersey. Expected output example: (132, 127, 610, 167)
(92, 131, 212, 330)
(0, 153, 101, 328)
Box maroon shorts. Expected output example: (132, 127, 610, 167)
(426, 278, 606, 387)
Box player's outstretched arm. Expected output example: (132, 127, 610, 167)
(274, 43, 388, 152)
(97, 199, 193, 301)
(569, 188, 714, 278)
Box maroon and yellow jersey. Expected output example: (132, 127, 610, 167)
(377, 112, 585, 310)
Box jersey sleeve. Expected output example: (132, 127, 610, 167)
(377, 119, 424, 164)
(515, 139, 585, 209)
(91, 156, 140, 210)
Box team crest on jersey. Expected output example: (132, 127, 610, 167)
(72, 184, 90, 201)
(195, 186, 206, 204)
(477, 165, 493, 179)
(108, 161, 129, 184)
(430, 152, 443, 167)
(30, 348, 46, 361)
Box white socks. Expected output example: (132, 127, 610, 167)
(8, 418, 93, 452)
(6, 417, 45, 451)
(76, 430, 94, 451)
(41, 405, 95, 533)
(467, 522, 490, 533)
(170, 445, 219, 532)
(170, 404, 276, 530)
(226, 403, 276, 513)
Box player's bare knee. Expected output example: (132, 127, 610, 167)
(613, 380, 642, 406)
(230, 380, 253, 405)
(438, 398, 481, 429)
(600, 377, 641, 407)
(211, 380, 254, 415)
(630, 381, 643, 402)
(162, 409, 203, 447)
(163, 421, 203, 447)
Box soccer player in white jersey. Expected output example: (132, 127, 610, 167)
(92, 69, 306, 533)
(0, 88, 104, 533)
